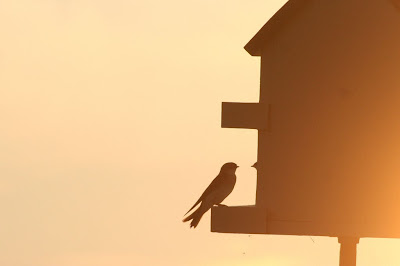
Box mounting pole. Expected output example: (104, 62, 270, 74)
(338, 237, 359, 266)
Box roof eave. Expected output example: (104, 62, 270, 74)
(244, 0, 310, 56)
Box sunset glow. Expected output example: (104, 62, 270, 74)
(2, 0, 400, 265)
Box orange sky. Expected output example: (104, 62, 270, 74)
(1, 0, 400, 265)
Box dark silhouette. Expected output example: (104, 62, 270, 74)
(211, 1, 400, 265)
(391, 0, 400, 11)
(183, 162, 238, 228)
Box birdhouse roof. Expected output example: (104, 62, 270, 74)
(244, 0, 310, 56)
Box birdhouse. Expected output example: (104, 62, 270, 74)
(212, 0, 400, 241)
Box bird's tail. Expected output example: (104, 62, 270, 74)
(182, 208, 206, 228)
(182, 209, 196, 223)
(183, 197, 202, 217)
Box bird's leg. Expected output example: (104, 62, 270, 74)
(216, 203, 228, 207)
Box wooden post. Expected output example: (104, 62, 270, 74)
(338, 237, 359, 266)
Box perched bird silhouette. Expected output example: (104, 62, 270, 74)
(251, 162, 258, 170)
(183, 162, 239, 228)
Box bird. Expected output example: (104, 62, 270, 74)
(251, 162, 257, 170)
(183, 162, 239, 228)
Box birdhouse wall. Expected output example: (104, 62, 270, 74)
(256, 0, 400, 230)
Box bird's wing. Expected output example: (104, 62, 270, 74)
(200, 174, 225, 199)
(183, 196, 203, 216)
(183, 174, 225, 216)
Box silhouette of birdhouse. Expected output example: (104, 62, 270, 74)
(212, 0, 400, 239)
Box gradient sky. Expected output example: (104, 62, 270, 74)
(1, 0, 400, 265)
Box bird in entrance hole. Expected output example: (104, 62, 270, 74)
(183, 162, 239, 228)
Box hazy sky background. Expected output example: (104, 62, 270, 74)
(1, 0, 400, 265)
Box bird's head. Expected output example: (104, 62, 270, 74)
(251, 162, 258, 170)
(221, 162, 239, 174)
